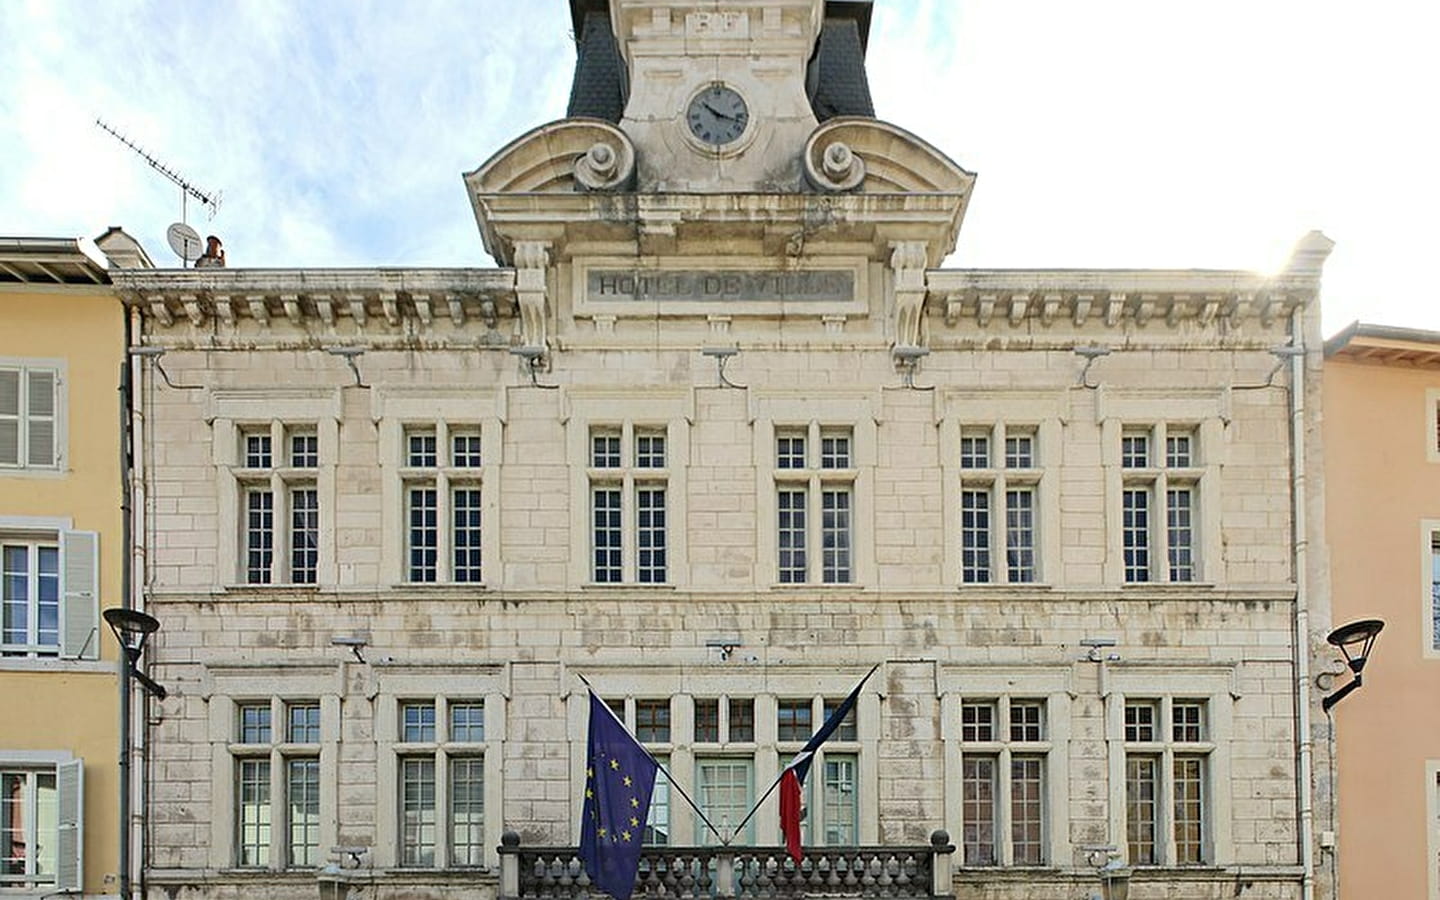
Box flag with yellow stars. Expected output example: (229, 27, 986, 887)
(579, 691, 659, 900)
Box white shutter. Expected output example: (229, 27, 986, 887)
(56, 758, 85, 892)
(0, 368, 18, 465)
(60, 531, 99, 659)
(26, 369, 56, 467)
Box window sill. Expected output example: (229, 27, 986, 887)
(768, 582, 865, 590)
(224, 583, 325, 595)
(0, 657, 111, 673)
(583, 582, 676, 590)
(390, 582, 490, 591)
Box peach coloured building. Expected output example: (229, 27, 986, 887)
(1324, 322, 1440, 899)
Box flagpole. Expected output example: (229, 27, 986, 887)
(576, 674, 727, 844)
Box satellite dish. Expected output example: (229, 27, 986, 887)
(166, 222, 202, 264)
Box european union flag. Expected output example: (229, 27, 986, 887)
(579, 691, 659, 900)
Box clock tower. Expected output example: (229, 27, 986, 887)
(567, 0, 877, 191)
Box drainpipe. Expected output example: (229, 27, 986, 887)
(1289, 307, 1316, 900)
(119, 309, 134, 900)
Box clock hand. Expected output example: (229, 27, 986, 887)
(703, 101, 736, 121)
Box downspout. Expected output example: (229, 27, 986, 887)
(1289, 306, 1316, 900)
(119, 307, 135, 900)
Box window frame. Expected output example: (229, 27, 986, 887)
(0, 523, 98, 661)
(0, 751, 82, 892)
(1118, 423, 1204, 585)
(954, 696, 1052, 867)
(955, 423, 1044, 586)
(0, 359, 65, 472)
(225, 696, 328, 870)
(771, 424, 857, 585)
(230, 421, 326, 587)
(399, 422, 490, 585)
(573, 417, 683, 587)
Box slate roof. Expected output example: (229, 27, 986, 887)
(807, 5, 875, 122)
(567, 1, 626, 122)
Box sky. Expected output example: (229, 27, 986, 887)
(1, 1, 1436, 337)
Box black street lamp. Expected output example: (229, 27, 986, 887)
(1321, 618, 1385, 713)
(104, 607, 168, 700)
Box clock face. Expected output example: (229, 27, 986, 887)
(686, 84, 749, 146)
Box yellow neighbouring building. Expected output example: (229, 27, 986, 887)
(1323, 323, 1440, 900)
(1, 231, 150, 898)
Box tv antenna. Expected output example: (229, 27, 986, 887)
(96, 116, 222, 228)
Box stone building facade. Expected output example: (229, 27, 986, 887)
(114, 2, 1337, 899)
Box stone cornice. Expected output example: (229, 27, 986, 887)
(927, 268, 1315, 329)
(113, 267, 516, 330)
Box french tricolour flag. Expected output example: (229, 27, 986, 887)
(779, 665, 879, 863)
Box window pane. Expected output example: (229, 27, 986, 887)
(290, 487, 318, 584)
(591, 432, 621, 468)
(452, 488, 483, 582)
(645, 761, 670, 846)
(400, 758, 436, 866)
(246, 490, 274, 584)
(776, 434, 806, 469)
(961, 701, 995, 742)
(450, 757, 485, 865)
(244, 432, 272, 469)
(592, 488, 622, 583)
(777, 699, 813, 741)
(1124, 702, 1156, 743)
(820, 430, 852, 469)
(408, 487, 438, 582)
(402, 702, 436, 742)
(407, 431, 438, 468)
(961, 490, 991, 583)
(287, 758, 320, 867)
(2, 545, 28, 646)
(1011, 756, 1044, 865)
(635, 432, 666, 468)
(1173, 756, 1205, 864)
(822, 754, 857, 845)
(637, 487, 667, 583)
(960, 433, 990, 469)
(694, 699, 719, 742)
(237, 759, 271, 866)
(451, 432, 482, 468)
(1125, 756, 1158, 865)
(821, 488, 851, 583)
(1123, 489, 1150, 582)
(1005, 487, 1036, 583)
(1122, 433, 1149, 468)
(635, 700, 671, 743)
(1166, 432, 1193, 468)
(1004, 432, 1034, 468)
(728, 699, 754, 742)
(777, 489, 807, 583)
(1167, 487, 1195, 582)
(821, 699, 858, 742)
(1172, 701, 1205, 742)
(287, 703, 320, 743)
(239, 704, 272, 744)
(289, 432, 318, 468)
(451, 703, 485, 742)
(697, 759, 752, 844)
(1433, 533, 1440, 651)
(961, 756, 997, 866)
(1009, 701, 1044, 742)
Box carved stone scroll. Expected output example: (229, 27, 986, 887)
(514, 241, 551, 349)
(890, 240, 928, 350)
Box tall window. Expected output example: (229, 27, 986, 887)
(696, 759, 753, 844)
(233, 700, 322, 869)
(403, 426, 485, 583)
(1121, 426, 1200, 583)
(776, 697, 859, 846)
(0, 758, 82, 892)
(958, 425, 1040, 584)
(0, 363, 60, 469)
(775, 426, 854, 584)
(958, 698, 1049, 866)
(588, 427, 668, 584)
(1124, 698, 1211, 865)
(396, 698, 486, 868)
(238, 425, 319, 585)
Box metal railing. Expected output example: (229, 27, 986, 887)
(499, 831, 956, 900)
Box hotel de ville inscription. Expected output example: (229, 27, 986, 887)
(586, 269, 855, 303)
